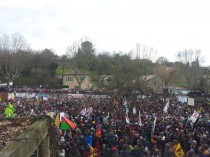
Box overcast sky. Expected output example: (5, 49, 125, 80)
(0, 0, 210, 65)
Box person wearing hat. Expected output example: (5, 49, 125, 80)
(119, 144, 131, 157)
(111, 146, 120, 157)
(70, 143, 81, 157)
(131, 145, 142, 157)
(164, 143, 173, 157)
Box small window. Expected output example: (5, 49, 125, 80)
(66, 77, 73, 82)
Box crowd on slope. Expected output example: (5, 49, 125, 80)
(0, 94, 210, 157)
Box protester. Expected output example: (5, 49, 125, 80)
(1, 90, 210, 157)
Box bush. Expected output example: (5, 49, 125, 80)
(13, 77, 38, 87)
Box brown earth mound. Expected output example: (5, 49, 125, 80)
(0, 117, 35, 150)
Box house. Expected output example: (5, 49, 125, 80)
(62, 72, 91, 90)
(100, 75, 115, 87)
(144, 75, 187, 95)
(142, 75, 165, 93)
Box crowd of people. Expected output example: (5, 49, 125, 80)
(0, 92, 210, 157)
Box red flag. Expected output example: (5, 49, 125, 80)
(125, 114, 130, 124)
(96, 128, 102, 137)
(63, 117, 76, 130)
(95, 121, 102, 137)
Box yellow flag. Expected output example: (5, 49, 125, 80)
(174, 143, 184, 157)
(198, 107, 202, 113)
(8, 102, 15, 113)
(55, 113, 60, 128)
(5, 107, 14, 117)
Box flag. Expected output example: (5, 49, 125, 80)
(198, 107, 202, 113)
(60, 122, 70, 130)
(95, 121, 102, 137)
(152, 116, 157, 132)
(125, 114, 130, 124)
(126, 108, 129, 114)
(133, 107, 137, 114)
(86, 107, 93, 114)
(84, 134, 93, 147)
(173, 143, 185, 157)
(189, 111, 199, 123)
(63, 117, 76, 130)
(138, 111, 143, 126)
(163, 101, 169, 113)
(80, 108, 86, 116)
(30, 109, 34, 115)
(8, 102, 15, 113)
(123, 100, 128, 107)
(60, 112, 65, 121)
(95, 137, 100, 154)
(55, 113, 60, 128)
(103, 112, 109, 122)
(43, 96, 48, 101)
(4, 107, 14, 117)
(129, 145, 134, 151)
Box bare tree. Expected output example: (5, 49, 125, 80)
(135, 43, 157, 61)
(176, 49, 203, 91)
(66, 41, 79, 59)
(131, 44, 157, 93)
(72, 68, 86, 90)
(0, 33, 30, 82)
(65, 37, 91, 59)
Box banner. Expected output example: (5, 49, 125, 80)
(187, 98, 194, 106)
(15, 93, 36, 98)
(8, 93, 15, 100)
(189, 111, 199, 123)
(178, 96, 188, 103)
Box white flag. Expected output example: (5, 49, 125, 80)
(60, 112, 65, 121)
(43, 96, 48, 101)
(126, 108, 129, 114)
(30, 109, 34, 115)
(103, 112, 109, 122)
(189, 111, 199, 123)
(163, 101, 169, 113)
(123, 100, 128, 107)
(125, 114, 130, 124)
(86, 107, 93, 114)
(133, 107, 137, 114)
(152, 116, 157, 132)
(80, 108, 86, 116)
(138, 111, 143, 126)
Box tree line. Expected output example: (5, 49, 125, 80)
(0, 33, 209, 94)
